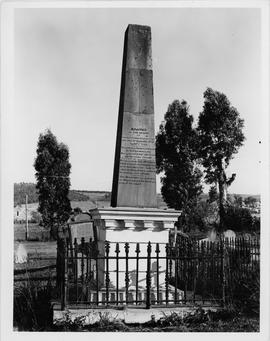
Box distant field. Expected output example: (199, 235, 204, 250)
(14, 241, 57, 257)
(14, 223, 50, 241)
(14, 239, 56, 256)
(71, 200, 97, 210)
(14, 240, 57, 286)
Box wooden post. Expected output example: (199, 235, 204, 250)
(25, 194, 28, 241)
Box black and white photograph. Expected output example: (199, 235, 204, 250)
(0, 0, 269, 338)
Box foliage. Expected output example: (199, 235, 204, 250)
(73, 207, 83, 214)
(176, 197, 220, 234)
(233, 194, 243, 207)
(178, 200, 207, 233)
(154, 308, 258, 332)
(252, 216, 260, 232)
(197, 88, 245, 230)
(227, 267, 260, 316)
(31, 210, 42, 224)
(244, 196, 257, 207)
(223, 204, 254, 232)
(208, 185, 218, 203)
(156, 100, 203, 224)
(34, 129, 72, 239)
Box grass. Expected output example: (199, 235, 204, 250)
(14, 242, 57, 302)
(14, 223, 51, 241)
(14, 278, 54, 331)
(52, 308, 259, 332)
(14, 269, 260, 332)
(14, 241, 57, 259)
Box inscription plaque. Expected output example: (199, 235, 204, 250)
(111, 25, 157, 208)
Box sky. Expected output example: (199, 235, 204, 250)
(14, 6, 262, 194)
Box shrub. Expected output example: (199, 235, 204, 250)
(13, 280, 53, 331)
(224, 205, 253, 232)
(226, 266, 260, 316)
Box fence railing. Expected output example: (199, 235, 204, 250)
(56, 236, 260, 310)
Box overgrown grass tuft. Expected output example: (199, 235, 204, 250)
(13, 279, 53, 331)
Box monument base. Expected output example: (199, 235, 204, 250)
(80, 284, 184, 306)
(89, 206, 181, 292)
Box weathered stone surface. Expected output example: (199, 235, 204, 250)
(111, 24, 157, 208)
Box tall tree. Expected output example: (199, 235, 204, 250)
(156, 100, 202, 227)
(197, 88, 245, 230)
(34, 129, 71, 239)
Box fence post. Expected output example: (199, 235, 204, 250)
(135, 243, 140, 305)
(74, 238, 78, 301)
(155, 243, 160, 304)
(174, 242, 178, 304)
(61, 238, 68, 310)
(105, 241, 110, 306)
(165, 243, 169, 305)
(115, 243, 120, 305)
(81, 238, 85, 285)
(146, 241, 152, 309)
(125, 243, 130, 305)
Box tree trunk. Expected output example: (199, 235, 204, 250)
(218, 179, 225, 231)
(217, 159, 226, 232)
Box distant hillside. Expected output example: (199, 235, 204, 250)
(199, 193, 260, 202)
(75, 191, 111, 201)
(14, 182, 260, 207)
(14, 183, 89, 206)
(14, 183, 38, 206)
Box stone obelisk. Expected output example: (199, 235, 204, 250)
(111, 24, 157, 208)
(90, 25, 180, 293)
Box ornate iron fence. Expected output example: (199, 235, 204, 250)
(56, 236, 260, 310)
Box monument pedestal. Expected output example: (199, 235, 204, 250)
(89, 206, 181, 303)
(90, 206, 180, 232)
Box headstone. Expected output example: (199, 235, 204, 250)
(111, 24, 157, 208)
(15, 243, 28, 264)
(223, 229, 236, 240)
(208, 229, 217, 242)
